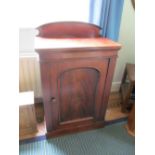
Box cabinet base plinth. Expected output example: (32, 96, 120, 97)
(46, 121, 105, 138)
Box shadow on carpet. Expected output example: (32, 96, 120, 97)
(19, 122, 135, 155)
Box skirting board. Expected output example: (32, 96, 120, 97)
(111, 82, 121, 92)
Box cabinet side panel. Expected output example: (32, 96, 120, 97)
(100, 57, 118, 119)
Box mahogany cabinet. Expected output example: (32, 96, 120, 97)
(36, 37, 121, 137)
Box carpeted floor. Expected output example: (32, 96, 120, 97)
(19, 122, 135, 155)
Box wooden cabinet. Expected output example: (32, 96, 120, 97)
(36, 38, 121, 137)
(126, 104, 135, 136)
(120, 63, 135, 112)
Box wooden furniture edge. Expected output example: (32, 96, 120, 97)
(46, 121, 105, 138)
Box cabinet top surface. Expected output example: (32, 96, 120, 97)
(35, 37, 121, 51)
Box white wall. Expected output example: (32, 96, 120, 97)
(19, 28, 38, 53)
(111, 0, 135, 91)
(19, 0, 90, 54)
(19, 0, 90, 28)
